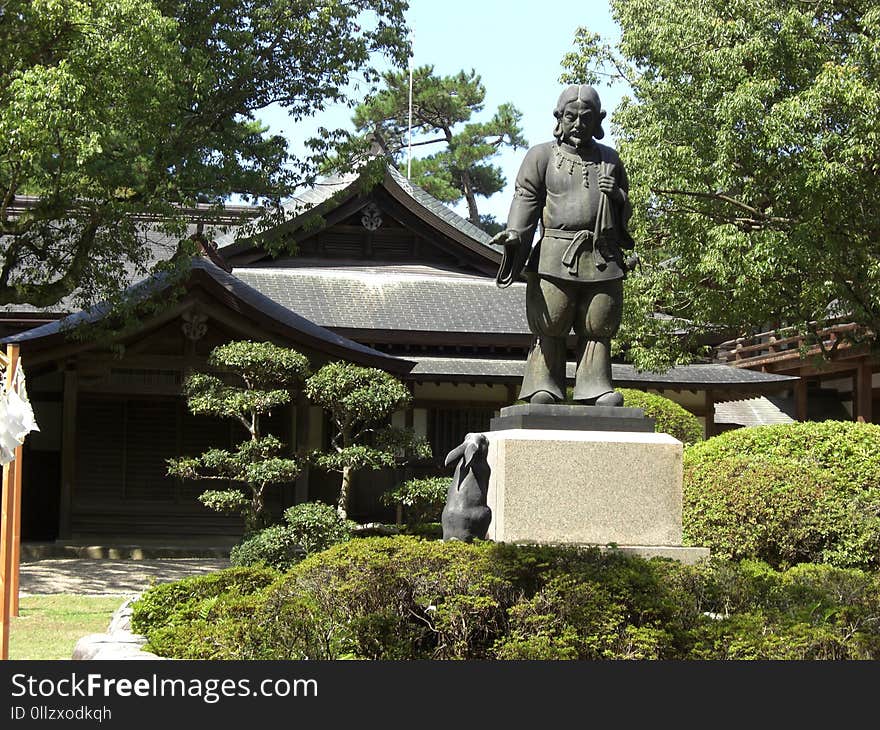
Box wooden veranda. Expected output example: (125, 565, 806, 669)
(716, 321, 877, 423)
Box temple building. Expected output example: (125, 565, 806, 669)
(2, 165, 801, 541)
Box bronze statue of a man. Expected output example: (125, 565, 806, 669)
(493, 85, 635, 406)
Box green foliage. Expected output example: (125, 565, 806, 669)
(305, 362, 430, 518)
(1, 0, 409, 310)
(561, 2, 880, 365)
(351, 65, 527, 229)
(305, 362, 411, 426)
(132, 538, 880, 660)
(620, 388, 704, 445)
(283, 502, 355, 555)
(208, 341, 312, 389)
(310, 445, 397, 473)
(196, 489, 249, 517)
(683, 422, 880, 569)
(381, 477, 449, 525)
(130, 565, 279, 636)
(229, 502, 354, 572)
(230, 525, 306, 572)
(168, 341, 308, 530)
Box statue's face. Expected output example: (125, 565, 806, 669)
(559, 99, 598, 149)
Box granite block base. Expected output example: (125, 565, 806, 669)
(486, 429, 702, 559)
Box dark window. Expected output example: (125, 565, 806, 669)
(427, 407, 496, 464)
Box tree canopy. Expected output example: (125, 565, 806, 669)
(352, 65, 527, 233)
(562, 0, 880, 367)
(0, 0, 409, 309)
(305, 361, 430, 519)
(167, 340, 311, 531)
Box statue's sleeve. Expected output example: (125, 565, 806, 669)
(505, 144, 547, 242)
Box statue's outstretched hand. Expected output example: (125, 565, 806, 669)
(490, 230, 521, 248)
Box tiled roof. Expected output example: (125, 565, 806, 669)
(714, 396, 797, 426)
(408, 356, 797, 389)
(2, 259, 412, 372)
(233, 266, 529, 334)
(384, 165, 497, 249)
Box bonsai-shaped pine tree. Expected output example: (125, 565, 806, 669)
(167, 340, 310, 531)
(305, 362, 431, 520)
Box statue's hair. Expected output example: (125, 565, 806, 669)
(553, 84, 605, 141)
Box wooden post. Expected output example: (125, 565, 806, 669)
(795, 378, 808, 422)
(59, 367, 78, 540)
(856, 360, 873, 424)
(0, 460, 13, 659)
(1, 342, 20, 658)
(703, 390, 715, 439)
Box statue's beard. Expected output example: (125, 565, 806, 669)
(564, 131, 591, 149)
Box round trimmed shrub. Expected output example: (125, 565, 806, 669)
(230, 525, 306, 571)
(683, 455, 829, 567)
(283, 501, 354, 555)
(683, 422, 880, 569)
(619, 388, 704, 445)
(230, 502, 354, 571)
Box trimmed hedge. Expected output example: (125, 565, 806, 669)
(133, 537, 880, 660)
(230, 525, 306, 572)
(619, 388, 704, 445)
(230, 502, 354, 571)
(683, 421, 880, 570)
(130, 565, 279, 634)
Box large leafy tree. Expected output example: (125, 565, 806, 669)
(305, 362, 430, 520)
(562, 1, 880, 367)
(0, 0, 409, 309)
(353, 65, 527, 232)
(167, 341, 311, 531)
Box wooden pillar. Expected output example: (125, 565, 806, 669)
(0, 460, 12, 659)
(795, 378, 809, 422)
(1, 343, 20, 657)
(855, 360, 873, 424)
(703, 390, 715, 439)
(59, 367, 78, 540)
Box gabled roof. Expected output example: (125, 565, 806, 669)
(233, 266, 528, 336)
(2, 258, 414, 374)
(218, 162, 503, 268)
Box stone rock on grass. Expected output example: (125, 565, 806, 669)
(72, 594, 166, 661)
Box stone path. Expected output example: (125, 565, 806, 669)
(19, 558, 230, 596)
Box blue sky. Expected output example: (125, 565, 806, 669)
(258, 0, 628, 224)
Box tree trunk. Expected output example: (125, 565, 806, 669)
(337, 466, 352, 520)
(459, 168, 480, 225)
(248, 485, 265, 532)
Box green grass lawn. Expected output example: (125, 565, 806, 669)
(10, 595, 125, 660)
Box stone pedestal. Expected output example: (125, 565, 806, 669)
(490, 403, 655, 432)
(485, 428, 708, 563)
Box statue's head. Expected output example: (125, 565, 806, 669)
(553, 84, 606, 148)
